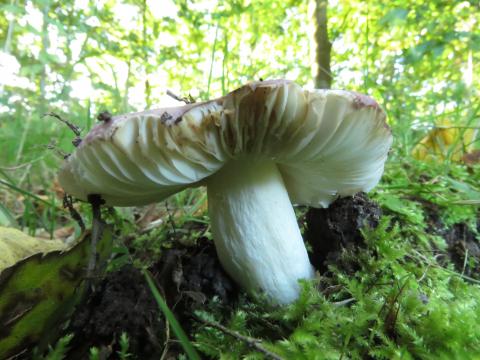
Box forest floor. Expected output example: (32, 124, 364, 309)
(1, 156, 480, 359)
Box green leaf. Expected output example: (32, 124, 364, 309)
(0, 227, 112, 359)
(0, 4, 26, 16)
(0, 227, 65, 270)
(0, 204, 17, 228)
(446, 178, 480, 198)
(379, 8, 408, 26)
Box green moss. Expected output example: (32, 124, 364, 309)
(192, 212, 480, 359)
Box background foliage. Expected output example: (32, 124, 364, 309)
(0, 0, 479, 358)
(1, 0, 479, 176)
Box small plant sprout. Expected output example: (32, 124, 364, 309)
(117, 333, 132, 359)
(58, 80, 392, 304)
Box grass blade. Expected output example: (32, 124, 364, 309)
(0, 203, 17, 227)
(143, 270, 201, 360)
(206, 21, 220, 99)
(0, 179, 64, 211)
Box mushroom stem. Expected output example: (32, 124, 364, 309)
(206, 158, 315, 304)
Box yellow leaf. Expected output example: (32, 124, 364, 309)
(0, 227, 66, 271)
(0, 227, 112, 359)
(412, 121, 478, 162)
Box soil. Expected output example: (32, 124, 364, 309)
(419, 199, 480, 279)
(154, 237, 238, 325)
(304, 192, 382, 272)
(60, 193, 479, 358)
(66, 265, 165, 359)
(443, 222, 480, 278)
(65, 237, 237, 359)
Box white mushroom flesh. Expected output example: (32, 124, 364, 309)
(207, 158, 315, 304)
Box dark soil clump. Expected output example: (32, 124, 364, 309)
(305, 193, 382, 272)
(443, 222, 480, 279)
(419, 200, 480, 279)
(156, 238, 238, 323)
(66, 237, 237, 359)
(67, 265, 164, 359)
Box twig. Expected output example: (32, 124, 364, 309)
(332, 298, 356, 307)
(44, 112, 82, 147)
(411, 249, 480, 285)
(166, 89, 195, 104)
(44, 112, 81, 136)
(63, 194, 85, 232)
(435, 125, 480, 130)
(87, 194, 105, 282)
(417, 263, 431, 283)
(0, 158, 43, 170)
(159, 316, 171, 360)
(193, 316, 284, 360)
(164, 201, 177, 238)
(46, 140, 70, 159)
(461, 248, 469, 276)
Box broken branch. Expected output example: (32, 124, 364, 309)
(166, 89, 195, 104)
(44, 112, 82, 136)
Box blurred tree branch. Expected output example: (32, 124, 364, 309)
(314, 0, 332, 89)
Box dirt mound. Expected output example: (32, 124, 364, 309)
(156, 240, 237, 313)
(67, 265, 164, 359)
(421, 200, 480, 279)
(443, 222, 480, 279)
(305, 193, 382, 272)
(66, 237, 237, 359)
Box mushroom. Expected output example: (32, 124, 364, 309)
(58, 79, 392, 304)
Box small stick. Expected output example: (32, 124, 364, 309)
(63, 194, 85, 232)
(159, 315, 171, 360)
(166, 89, 195, 104)
(164, 201, 177, 238)
(461, 248, 469, 276)
(435, 125, 480, 130)
(44, 112, 82, 136)
(44, 112, 82, 147)
(87, 194, 105, 281)
(332, 298, 356, 307)
(46, 140, 70, 158)
(193, 316, 284, 360)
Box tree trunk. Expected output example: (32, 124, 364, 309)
(40, 1, 50, 104)
(314, 0, 332, 89)
(3, 0, 17, 53)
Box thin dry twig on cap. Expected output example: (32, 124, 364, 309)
(44, 112, 82, 147)
(166, 89, 196, 104)
(44, 112, 82, 136)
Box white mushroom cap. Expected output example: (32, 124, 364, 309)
(59, 80, 391, 207)
(59, 80, 392, 304)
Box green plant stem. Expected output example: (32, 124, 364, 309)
(143, 270, 201, 360)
